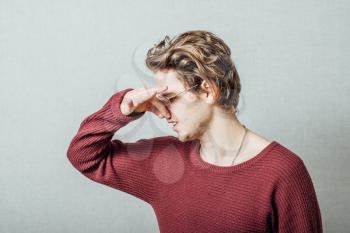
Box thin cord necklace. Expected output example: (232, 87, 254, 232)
(231, 124, 248, 165)
(199, 124, 248, 166)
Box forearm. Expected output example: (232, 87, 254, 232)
(66, 88, 145, 172)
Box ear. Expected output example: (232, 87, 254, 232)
(199, 80, 219, 105)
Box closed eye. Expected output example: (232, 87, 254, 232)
(163, 93, 177, 101)
(163, 92, 176, 98)
(168, 96, 177, 102)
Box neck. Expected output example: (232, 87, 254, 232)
(198, 107, 247, 163)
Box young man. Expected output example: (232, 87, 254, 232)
(67, 30, 322, 232)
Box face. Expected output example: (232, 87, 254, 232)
(154, 69, 214, 142)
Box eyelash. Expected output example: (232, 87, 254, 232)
(169, 97, 176, 102)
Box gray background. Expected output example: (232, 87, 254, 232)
(1, 0, 349, 232)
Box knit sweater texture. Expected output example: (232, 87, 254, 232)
(67, 88, 323, 233)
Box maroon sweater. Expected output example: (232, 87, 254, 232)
(67, 88, 323, 233)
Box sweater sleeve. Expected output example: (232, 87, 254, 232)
(272, 158, 323, 233)
(66, 88, 158, 204)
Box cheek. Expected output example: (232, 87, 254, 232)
(171, 96, 208, 121)
(181, 95, 202, 110)
(184, 105, 211, 126)
(168, 100, 193, 116)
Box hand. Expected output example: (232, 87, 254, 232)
(120, 86, 171, 119)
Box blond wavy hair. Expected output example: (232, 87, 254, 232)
(145, 30, 241, 113)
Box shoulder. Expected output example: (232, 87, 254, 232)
(244, 130, 305, 173)
(264, 141, 309, 179)
(269, 141, 303, 163)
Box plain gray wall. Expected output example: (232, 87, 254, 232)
(1, 0, 349, 232)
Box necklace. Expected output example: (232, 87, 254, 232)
(199, 124, 248, 166)
(231, 124, 248, 165)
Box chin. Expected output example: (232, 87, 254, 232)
(178, 136, 190, 142)
(177, 130, 196, 142)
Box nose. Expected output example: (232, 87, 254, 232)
(165, 109, 172, 120)
(165, 107, 174, 122)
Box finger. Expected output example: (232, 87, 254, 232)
(155, 85, 168, 93)
(148, 104, 163, 118)
(146, 85, 168, 96)
(134, 85, 168, 105)
(132, 88, 157, 105)
(151, 99, 171, 118)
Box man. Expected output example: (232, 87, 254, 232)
(67, 30, 322, 232)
